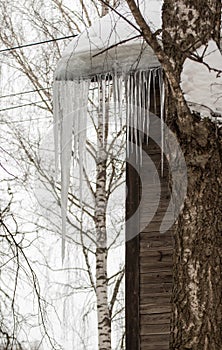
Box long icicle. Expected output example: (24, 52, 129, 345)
(130, 74, 134, 155)
(60, 81, 75, 261)
(53, 81, 60, 181)
(141, 71, 146, 137)
(133, 72, 139, 162)
(153, 69, 157, 116)
(78, 79, 89, 206)
(137, 70, 143, 165)
(158, 69, 165, 177)
(146, 70, 152, 144)
(102, 76, 106, 146)
(126, 74, 130, 158)
(117, 73, 123, 129)
(113, 70, 118, 132)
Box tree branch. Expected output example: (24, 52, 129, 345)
(125, 0, 191, 119)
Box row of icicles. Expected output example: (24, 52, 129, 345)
(53, 67, 165, 260)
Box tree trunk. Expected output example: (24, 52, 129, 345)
(95, 82, 111, 350)
(162, 1, 222, 348)
(170, 117, 222, 349)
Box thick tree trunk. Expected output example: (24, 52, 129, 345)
(170, 118, 222, 349)
(95, 87, 111, 350)
(162, 1, 222, 348)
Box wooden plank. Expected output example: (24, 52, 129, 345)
(140, 271, 172, 279)
(140, 252, 173, 266)
(140, 237, 173, 249)
(140, 334, 170, 345)
(141, 344, 169, 350)
(141, 342, 169, 350)
(141, 323, 170, 335)
(140, 304, 171, 314)
(140, 271, 172, 284)
(140, 230, 173, 237)
(141, 292, 172, 300)
(139, 218, 174, 228)
(140, 248, 172, 257)
(140, 254, 172, 266)
(140, 265, 172, 274)
(140, 245, 173, 253)
(139, 188, 171, 196)
(139, 210, 173, 221)
(140, 229, 173, 236)
(141, 283, 172, 300)
(140, 295, 171, 305)
(140, 202, 172, 210)
(141, 312, 171, 325)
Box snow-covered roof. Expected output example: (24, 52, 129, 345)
(181, 40, 222, 118)
(54, 0, 222, 120)
(55, 1, 163, 80)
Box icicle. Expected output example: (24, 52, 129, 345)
(158, 69, 165, 177)
(107, 73, 111, 133)
(125, 74, 130, 158)
(137, 70, 143, 165)
(53, 82, 60, 181)
(146, 70, 152, 144)
(153, 69, 157, 116)
(141, 71, 146, 134)
(120, 75, 124, 128)
(53, 78, 89, 261)
(117, 73, 123, 129)
(133, 72, 139, 163)
(113, 70, 118, 132)
(129, 74, 133, 155)
(78, 79, 89, 205)
(102, 76, 106, 146)
(72, 81, 80, 181)
(60, 81, 75, 261)
(129, 74, 134, 155)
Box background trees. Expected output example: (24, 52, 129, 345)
(0, 1, 125, 349)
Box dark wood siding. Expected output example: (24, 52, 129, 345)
(126, 138, 173, 350)
(139, 139, 173, 350)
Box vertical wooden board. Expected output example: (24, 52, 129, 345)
(125, 158, 140, 350)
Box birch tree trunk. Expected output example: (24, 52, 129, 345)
(95, 81, 111, 350)
(161, 1, 222, 349)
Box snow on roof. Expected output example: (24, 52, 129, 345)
(181, 40, 222, 118)
(55, 1, 163, 80)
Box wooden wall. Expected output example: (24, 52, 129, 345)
(126, 138, 173, 350)
(139, 139, 173, 350)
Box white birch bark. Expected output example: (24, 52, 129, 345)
(95, 79, 111, 350)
